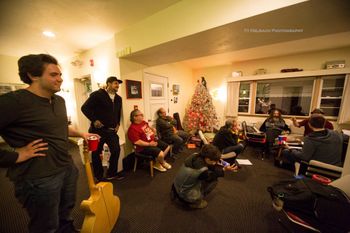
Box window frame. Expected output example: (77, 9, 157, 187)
(226, 69, 350, 120)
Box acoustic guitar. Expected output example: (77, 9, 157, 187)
(80, 140, 120, 233)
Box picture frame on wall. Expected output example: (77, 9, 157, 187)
(172, 84, 180, 95)
(126, 80, 142, 99)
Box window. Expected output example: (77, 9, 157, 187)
(255, 78, 314, 115)
(238, 82, 250, 113)
(320, 75, 345, 117)
(150, 83, 163, 97)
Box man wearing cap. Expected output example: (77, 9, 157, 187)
(292, 108, 333, 136)
(81, 76, 124, 181)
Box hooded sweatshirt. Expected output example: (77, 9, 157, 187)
(292, 129, 343, 166)
(173, 153, 224, 202)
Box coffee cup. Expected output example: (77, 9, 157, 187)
(87, 136, 99, 151)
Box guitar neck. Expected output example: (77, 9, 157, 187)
(83, 141, 98, 193)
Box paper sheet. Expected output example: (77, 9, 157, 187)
(236, 159, 253, 165)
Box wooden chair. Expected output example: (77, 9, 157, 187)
(133, 146, 155, 178)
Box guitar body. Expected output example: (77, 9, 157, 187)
(80, 141, 121, 233)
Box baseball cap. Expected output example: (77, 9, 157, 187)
(106, 76, 123, 84)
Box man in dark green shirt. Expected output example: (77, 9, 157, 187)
(0, 54, 97, 233)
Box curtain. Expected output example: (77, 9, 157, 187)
(226, 81, 240, 117)
(338, 74, 350, 124)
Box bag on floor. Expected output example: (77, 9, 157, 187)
(267, 178, 350, 233)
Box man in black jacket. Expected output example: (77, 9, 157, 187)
(81, 76, 124, 181)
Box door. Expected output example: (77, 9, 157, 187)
(74, 75, 92, 133)
(143, 72, 169, 127)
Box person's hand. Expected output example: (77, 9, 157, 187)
(282, 141, 290, 149)
(115, 124, 120, 133)
(15, 139, 48, 163)
(149, 141, 158, 146)
(93, 120, 104, 128)
(291, 117, 297, 122)
(223, 164, 239, 172)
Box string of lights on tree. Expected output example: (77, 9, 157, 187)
(183, 77, 219, 133)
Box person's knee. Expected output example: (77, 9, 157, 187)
(158, 151, 164, 159)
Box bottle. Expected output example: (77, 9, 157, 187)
(102, 143, 110, 167)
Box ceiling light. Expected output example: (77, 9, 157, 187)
(42, 31, 55, 38)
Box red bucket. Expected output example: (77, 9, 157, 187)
(87, 136, 99, 151)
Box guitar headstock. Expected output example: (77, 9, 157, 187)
(83, 140, 91, 163)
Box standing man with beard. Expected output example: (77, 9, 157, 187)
(0, 54, 98, 233)
(81, 76, 124, 181)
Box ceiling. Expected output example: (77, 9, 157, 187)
(1, 0, 350, 69)
(123, 0, 350, 69)
(0, 0, 181, 60)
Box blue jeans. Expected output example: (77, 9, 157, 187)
(14, 164, 78, 233)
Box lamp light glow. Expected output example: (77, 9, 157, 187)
(42, 31, 56, 38)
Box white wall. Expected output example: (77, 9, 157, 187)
(0, 54, 20, 83)
(145, 62, 195, 120)
(232, 47, 350, 76)
(63, 37, 124, 139)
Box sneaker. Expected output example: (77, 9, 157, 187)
(106, 173, 125, 181)
(189, 200, 208, 209)
(161, 161, 172, 169)
(153, 161, 167, 172)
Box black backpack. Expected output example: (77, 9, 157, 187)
(267, 178, 350, 233)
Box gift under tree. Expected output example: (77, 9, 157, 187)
(183, 77, 219, 133)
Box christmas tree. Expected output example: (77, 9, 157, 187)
(183, 78, 219, 133)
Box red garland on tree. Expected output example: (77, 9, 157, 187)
(183, 79, 219, 133)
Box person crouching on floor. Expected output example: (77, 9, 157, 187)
(172, 144, 238, 209)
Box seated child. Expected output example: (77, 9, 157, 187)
(172, 144, 237, 209)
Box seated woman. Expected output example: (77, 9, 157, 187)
(127, 109, 172, 172)
(260, 109, 291, 156)
(212, 119, 245, 163)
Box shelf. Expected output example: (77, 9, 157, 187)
(320, 106, 340, 109)
(321, 97, 342, 99)
(228, 68, 350, 82)
(322, 87, 344, 90)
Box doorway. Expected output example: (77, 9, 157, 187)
(143, 72, 169, 126)
(74, 75, 92, 133)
